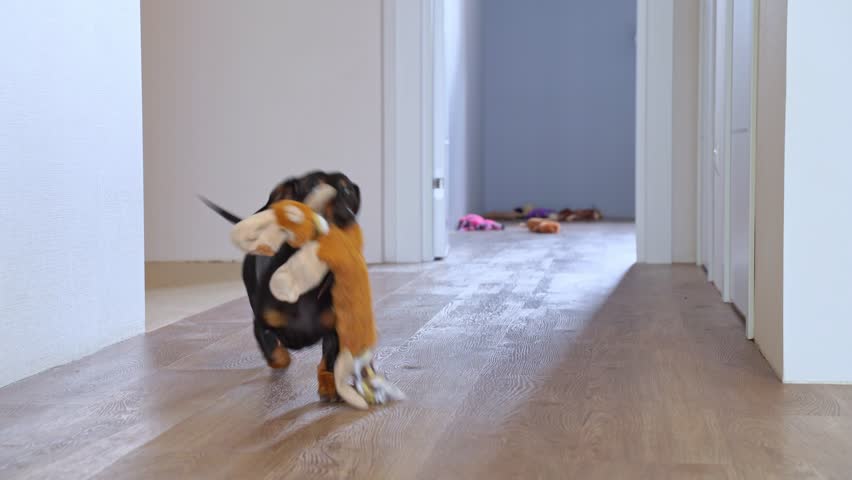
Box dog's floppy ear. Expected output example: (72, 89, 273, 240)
(257, 179, 296, 214)
(328, 179, 360, 226)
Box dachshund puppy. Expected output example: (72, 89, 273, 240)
(200, 171, 361, 401)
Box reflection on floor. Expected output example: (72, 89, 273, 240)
(3, 223, 852, 479)
(145, 262, 243, 331)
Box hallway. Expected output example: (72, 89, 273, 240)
(1, 224, 851, 479)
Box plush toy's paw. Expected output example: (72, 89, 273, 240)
(269, 269, 300, 303)
(231, 210, 291, 256)
(333, 350, 369, 410)
(333, 349, 405, 410)
(269, 241, 329, 303)
(305, 184, 338, 214)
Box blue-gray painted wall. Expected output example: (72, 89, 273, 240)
(482, 0, 637, 218)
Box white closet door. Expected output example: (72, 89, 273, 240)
(700, 0, 716, 274)
(730, 0, 753, 315)
(712, 0, 730, 298)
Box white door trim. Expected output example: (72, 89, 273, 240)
(636, 0, 674, 264)
(746, 0, 759, 339)
(382, 0, 435, 263)
(698, 0, 715, 269)
(721, 0, 734, 303)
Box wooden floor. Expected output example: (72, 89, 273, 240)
(2, 223, 852, 479)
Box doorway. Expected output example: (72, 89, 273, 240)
(433, 0, 637, 252)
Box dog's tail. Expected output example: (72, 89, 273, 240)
(197, 195, 243, 224)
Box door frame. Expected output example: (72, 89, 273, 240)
(698, 0, 716, 271)
(746, 0, 759, 339)
(382, 0, 676, 264)
(382, 0, 435, 263)
(432, 0, 449, 259)
(635, 0, 674, 264)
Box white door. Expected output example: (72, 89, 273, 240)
(729, 0, 753, 318)
(712, 0, 730, 299)
(432, 0, 449, 259)
(700, 0, 716, 275)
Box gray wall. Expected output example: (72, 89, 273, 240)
(482, 0, 636, 218)
(446, 0, 485, 222)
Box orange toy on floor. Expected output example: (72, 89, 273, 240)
(527, 217, 560, 234)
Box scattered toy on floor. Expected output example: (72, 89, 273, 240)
(457, 213, 505, 231)
(515, 205, 557, 220)
(527, 208, 557, 220)
(514, 204, 534, 217)
(483, 210, 523, 221)
(558, 208, 603, 222)
(526, 217, 561, 234)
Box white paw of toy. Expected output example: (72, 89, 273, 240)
(334, 349, 406, 410)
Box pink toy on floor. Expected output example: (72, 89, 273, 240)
(457, 214, 504, 231)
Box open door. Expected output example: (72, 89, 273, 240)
(432, 0, 449, 259)
(712, 0, 730, 300)
(729, 0, 754, 326)
(699, 0, 716, 275)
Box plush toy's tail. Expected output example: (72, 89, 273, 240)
(197, 195, 243, 224)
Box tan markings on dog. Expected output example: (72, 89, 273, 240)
(263, 309, 288, 328)
(319, 309, 337, 330)
(253, 245, 275, 256)
(317, 359, 338, 401)
(267, 346, 291, 369)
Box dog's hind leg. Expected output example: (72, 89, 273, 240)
(317, 332, 340, 402)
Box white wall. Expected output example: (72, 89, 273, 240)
(0, 1, 145, 387)
(783, 0, 852, 383)
(445, 0, 484, 223)
(142, 0, 383, 263)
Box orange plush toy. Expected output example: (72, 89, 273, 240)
(526, 217, 560, 234)
(314, 223, 405, 409)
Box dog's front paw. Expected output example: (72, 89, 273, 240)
(267, 345, 292, 369)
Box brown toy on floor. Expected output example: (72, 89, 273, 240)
(558, 208, 603, 222)
(483, 210, 523, 221)
(527, 217, 560, 234)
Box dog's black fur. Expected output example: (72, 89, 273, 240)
(200, 171, 361, 373)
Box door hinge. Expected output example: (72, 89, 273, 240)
(433, 177, 444, 189)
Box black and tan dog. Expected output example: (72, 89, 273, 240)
(200, 170, 361, 401)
